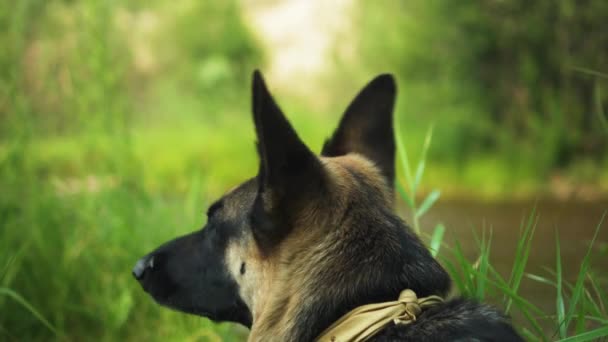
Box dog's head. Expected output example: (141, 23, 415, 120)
(133, 71, 449, 340)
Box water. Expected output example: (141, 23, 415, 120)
(414, 199, 608, 330)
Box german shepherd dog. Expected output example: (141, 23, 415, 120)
(133, 71, 522, 341)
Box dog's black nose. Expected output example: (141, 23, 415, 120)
(132, 255, 154, 280)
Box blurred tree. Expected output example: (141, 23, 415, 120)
(0, 0, 131, 135)
(161, 0, 263, 112)
(357, 0, 608, 172)
(462, 0, 608, 166)
(0, 0, 262, 137)
(0, 0, 49, 138)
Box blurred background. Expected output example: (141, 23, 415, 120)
(1, 0, 607, 340)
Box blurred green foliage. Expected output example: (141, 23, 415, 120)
(0, 0, 259, 340)
(356, 0, 608, 190)
(0, 0, 262, 137)
(0, 0, 607, 340)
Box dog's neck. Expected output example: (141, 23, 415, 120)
(247, 216, 451, 342)
(247, 228, 330, 341)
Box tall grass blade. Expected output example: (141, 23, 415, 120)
(520, 327, 539, 342)
(505, 208, 537, 313)
(441, 258, 466, 292)
(483, 271, 546, 316)
(451, 237, 476, 294)
(485, 264, 546, 339)
(486, 263, 508, 286)
(413, 125, 434, 193)
(525, 273, 556, 287)
(555, 230, 566, 339)
(429, 223, 445, 257)
(587, 272, 606, 316)
(570, 65, 608, 79)
(582, 286, 604, 320)
(555, 325, 608, 342)
(396, 181, 414, 209)
(0, 287, 58, 335)
(415, 189, 440, 219)
(575, 308, 586, 334)
(475, 228, 492, 300)
(474, 268, 547, 339)
(594, 81, 608, 135)
(394, 117, 414, 191)
(562, 212, 606, 333)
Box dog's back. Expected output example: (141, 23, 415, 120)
(373, 299, 522, 341)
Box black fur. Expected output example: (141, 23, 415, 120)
(251, 70, 326, 251)
(134, 226, 253, 327)
(283, 165, 473, 341)
(133, 71, 523, 342)
(371, 298, 522, 341)
(322, 74, 397, 190)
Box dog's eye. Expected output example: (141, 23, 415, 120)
(206, 201, 224, 218)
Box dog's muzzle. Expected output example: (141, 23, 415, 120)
(132, 255, 155, 281)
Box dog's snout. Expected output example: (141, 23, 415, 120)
(132, 255, 155, 280)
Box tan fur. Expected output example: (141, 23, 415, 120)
(224, 153, 393, 341)
(323, 153, 393, 206)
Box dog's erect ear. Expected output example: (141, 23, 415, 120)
(250, 70, 324, 248)
(322, 74, 396, 189)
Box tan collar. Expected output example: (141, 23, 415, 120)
(315, 289, 444, 342)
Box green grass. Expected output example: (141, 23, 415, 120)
(0, 167, 244, 341)
(0, 104, 606, 340)
(397, 132, 608, 341)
